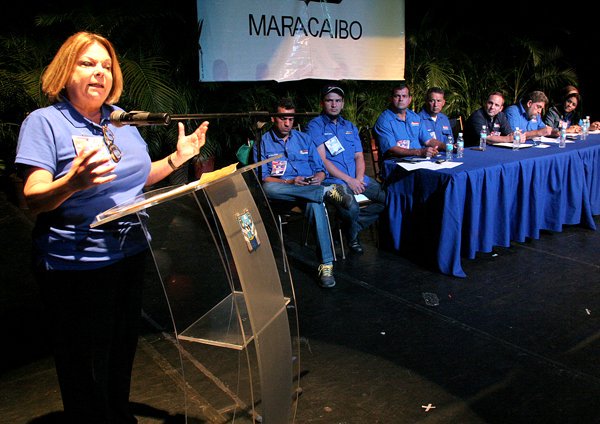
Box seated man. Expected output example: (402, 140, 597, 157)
(373, 83, 445, 178)
(253, 97, 352, 288)
(505, 90, 552, 139)
(465, 91, 514, 146)
(418, 87, 453, 143)
(307, 84, 386, 254)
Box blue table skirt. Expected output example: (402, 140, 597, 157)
(384, 134, 600, 277)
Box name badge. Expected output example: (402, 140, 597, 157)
(72, 135, 111, 163)
(324, 136, 345, 156)
(271, 160, 287, 177)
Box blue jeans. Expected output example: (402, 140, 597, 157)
(336, 180, 386, 242)
(262, 182, 334, 264)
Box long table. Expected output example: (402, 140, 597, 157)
(383, 134, 600, 277)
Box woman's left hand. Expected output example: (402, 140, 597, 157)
(173, 121, 209, 164)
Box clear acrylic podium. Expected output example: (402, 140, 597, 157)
(92, 158, 300, 423)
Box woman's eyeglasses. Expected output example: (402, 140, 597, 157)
(102, 125, 122, 163)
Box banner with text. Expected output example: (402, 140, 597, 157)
(197, 0, 405, 82)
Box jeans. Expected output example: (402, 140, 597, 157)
(336, 180, 386, 242)
(262, 182, 334, 264)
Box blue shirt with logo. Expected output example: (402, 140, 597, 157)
(505, 101, 547, 133)
(15, 101, 151, 270)
(306, 114, 370, 185)
(254, 128, 325, 180)
(374, 108, 424, 154)
(418, 108, 452, 142)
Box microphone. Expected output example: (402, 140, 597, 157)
(110, 110, 171, 127)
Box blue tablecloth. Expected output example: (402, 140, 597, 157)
(384, 134, 600, 277)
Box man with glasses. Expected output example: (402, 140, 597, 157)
(254, 97, 352, 288)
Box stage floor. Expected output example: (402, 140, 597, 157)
(1, 190, 599, 423)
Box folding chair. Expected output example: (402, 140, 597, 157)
(449, 116, 464, 139)
(360, 125, 383, 183)
(269, 200, 338, 272)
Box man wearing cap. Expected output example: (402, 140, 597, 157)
(254, 97, 353, 288)
(307, 84, 386, 254)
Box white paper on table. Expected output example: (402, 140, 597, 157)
(493, 142, 536, 148)
(437, 161, 463, 169)
(539, 137, 575, 144)
(397, 160, 462, 171)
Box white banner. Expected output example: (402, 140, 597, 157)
(197, 0, 405, 82)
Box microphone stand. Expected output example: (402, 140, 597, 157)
(169, 111, 320, 181)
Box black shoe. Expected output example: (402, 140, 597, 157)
(348, 239, 363, 254)
(317, 263, 336, 288)
(325, 184, 353, 209)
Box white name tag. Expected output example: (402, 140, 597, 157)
(324, 136, 345, 156)
(72, 135, 111, 163)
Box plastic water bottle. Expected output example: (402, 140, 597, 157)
(559, 121, 567, 148)
(446, 135, 454, 161)
(583, 116, 590, 140)
(479, 125, 487, 151)
(456, 132, 464, 158)
(513, 127, 521, 150)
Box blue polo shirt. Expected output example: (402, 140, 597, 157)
(418, 108, 452, 142)
(505, 101, 547, 133)
(306, 114, 370, 185)
(254, 128, 325, 181)
(374, 108, 423, 155)
(15, 100, 152, 270)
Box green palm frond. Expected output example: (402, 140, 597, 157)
(119, 57, 180, 113)
(0, 4, 582, 169)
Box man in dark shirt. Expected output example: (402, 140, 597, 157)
(465, 91, 513, 146)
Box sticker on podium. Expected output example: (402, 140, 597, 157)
(236, 209, 260, 252)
